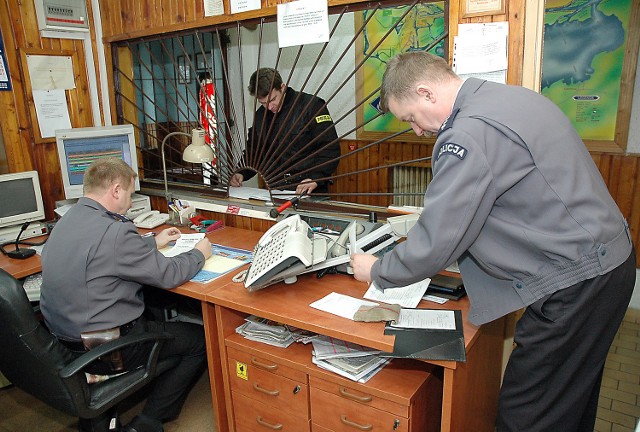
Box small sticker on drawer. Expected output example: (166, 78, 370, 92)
(236, 361, 248, 380)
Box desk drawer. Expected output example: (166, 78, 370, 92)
(227, 347, 309, 413)
(233, 391, 310, 432)
(311, 386, 409, 432)
(310, 376, 407, 417)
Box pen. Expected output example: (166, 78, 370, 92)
(141, 232, 156, 237)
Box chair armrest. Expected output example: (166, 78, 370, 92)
(59, 332, 173, 379)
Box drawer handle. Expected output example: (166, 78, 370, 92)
(256, 416, 283, 430)
(340, 414, 373, 431)
(339, 386, 372, 403)
(251, 356, 278, 370)
(253, 383, 280, 396)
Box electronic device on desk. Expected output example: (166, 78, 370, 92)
(133, 211, 170, 229)
(0, 171, 49, 260)
(426, 274, 466, 300)
(55, 124, 140, 200)
(22, 272, 43, 302)
(245, 214, 327, 292)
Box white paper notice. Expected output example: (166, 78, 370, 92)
(203, 0, 224, 16)
(26, 55, 75, 90)
(162, 233, 206, 257)
(32, 89, 72, 138)
(390, 309, 456, 330)
(230, 0, 260, 14)
(452, 22, 509, 84)
(364, 279, 431, 308)
(277, 0, 329, 48)
(310, 292, 378, 320)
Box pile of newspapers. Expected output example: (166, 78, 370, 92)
(311, 335, 390, 383)
(235, 315, 314, 348)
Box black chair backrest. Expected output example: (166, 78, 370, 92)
(0, 268, 82, 416)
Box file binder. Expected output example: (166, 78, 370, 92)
(382, 309, 466, 362)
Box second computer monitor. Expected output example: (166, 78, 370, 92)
(55, 124, 140, 200)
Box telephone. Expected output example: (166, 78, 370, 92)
(245, 215, 327, 291)
(132, 210, 170, 229)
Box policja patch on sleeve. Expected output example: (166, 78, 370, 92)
(315, 114, 332, 123)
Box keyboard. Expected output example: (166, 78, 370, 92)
(22, 272, 42, 302)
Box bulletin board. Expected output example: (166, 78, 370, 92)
(18, 48, 86, 144)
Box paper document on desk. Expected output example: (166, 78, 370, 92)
(310, 292, 378, 320)
(191, 245, 253, 283)
(161, 233, 205, 257)
(364, 279, 430, 308)
(228, 186, 302, 202)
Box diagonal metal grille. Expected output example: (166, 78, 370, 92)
(111, 1, 447, 205)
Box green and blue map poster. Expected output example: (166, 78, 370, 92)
(356, 2, 445, 136)
(541, 0, 633, 141)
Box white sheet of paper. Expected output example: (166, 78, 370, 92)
(390, 309, 456, 330)
(26, 55, 75, 90)
(364, 278, 431, 308)
(32, 89, 72, 138)
(203, 0, 224, 16)
(277, 0, 329, 48)
(230, 0, 260, 14)
(310, 292, 378, 320)
(162, 233, 206, 257)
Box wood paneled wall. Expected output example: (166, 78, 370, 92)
(0, 0, 638, 265)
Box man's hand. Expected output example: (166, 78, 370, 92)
(296, 179, 318, 195)
(194, 238, 213, 260)
(230, 173, 244, 187)
(155, 227, 182, 249)
(350, 253, 378, 283)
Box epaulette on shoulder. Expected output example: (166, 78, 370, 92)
(437, 107, 460, 137)
(105, 211, 132, 223)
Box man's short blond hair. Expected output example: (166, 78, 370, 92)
(380, 52, 458, 112)
(83, 158, 136, 195)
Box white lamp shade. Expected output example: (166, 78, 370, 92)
(183, 128, 215, 163)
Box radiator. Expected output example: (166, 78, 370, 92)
(392, 166, 431, 207)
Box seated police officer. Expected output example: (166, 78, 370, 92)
(41, 158, 212, 432)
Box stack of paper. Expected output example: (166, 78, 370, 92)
(311, 335, 389, 383)
(235, 315, 296, 348)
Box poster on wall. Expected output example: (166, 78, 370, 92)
(541, 0, 633, 141)
(356, 2, 446, 137)
(0, 29, 12, 92)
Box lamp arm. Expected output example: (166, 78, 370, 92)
(161, 131, 191, 202)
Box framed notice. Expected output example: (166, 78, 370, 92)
(461, 0, 505, 18)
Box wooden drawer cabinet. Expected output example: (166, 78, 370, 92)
(232, 391, 310, 432)
(225, 333, 442, 432)
(227, 346, 309, 412)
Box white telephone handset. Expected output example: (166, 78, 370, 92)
(133, 210, 170, 229)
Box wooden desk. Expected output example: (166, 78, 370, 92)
(0, 241, 44, 279)
(204, 249, 505, 432)
(0, 227, 504, 432)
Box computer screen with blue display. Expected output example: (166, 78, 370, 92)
(55, 124, 140, 199)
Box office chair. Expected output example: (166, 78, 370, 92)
(0, 268, 179, 431)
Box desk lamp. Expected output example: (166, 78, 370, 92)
(161, 128, 215, 202)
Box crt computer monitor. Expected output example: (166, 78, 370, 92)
(0, 171, 45, 230)
(55, 124, 140, 199)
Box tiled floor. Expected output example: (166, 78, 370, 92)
(0, 309, 638, 431)
(595, 308, 640, 432)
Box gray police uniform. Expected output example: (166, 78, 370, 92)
(371, 78, 635, 432)
(41, 197, 207, 426)
(41, 197, 205, 341)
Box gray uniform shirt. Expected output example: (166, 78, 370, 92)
(41, 197, 205, 340)
(372, 78, 632, 325)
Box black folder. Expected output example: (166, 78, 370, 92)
(382, 309, 466, 362)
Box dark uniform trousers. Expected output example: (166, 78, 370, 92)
(65, 316, 206, 425)
(497, 248, 636, 432)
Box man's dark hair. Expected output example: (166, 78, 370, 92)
(248, 68, 283, 98)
